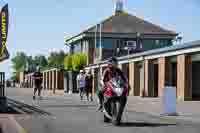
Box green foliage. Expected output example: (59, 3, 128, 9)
(64, 53, 87, 72)
(71, 53, 87, 72)
(48, 50, 66, 68)
(11, 52, 28, 72)
(34, 55, 48, 69)
(11, 72, 19, 82)
(26, 56, 36, 72)
(11, 50, 68, 79)
(64, 55, 72, 71)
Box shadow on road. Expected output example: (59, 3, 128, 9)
(119, 122, 177, 127)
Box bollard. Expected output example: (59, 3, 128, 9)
(161, 86, 178, 116)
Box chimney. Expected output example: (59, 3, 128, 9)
(115, 0, 124, 15)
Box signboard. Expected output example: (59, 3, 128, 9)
(0, 3, 9, 62)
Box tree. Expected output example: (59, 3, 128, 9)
(71, 53, 87, 72)
(64, 55, 72, 71)
(34, 55, 48, 69)
(26, 56, 36, 72)
(64, 53, 87, 72)
(48, 50, 66, 68)
(11, 72, 19, 83)
(11, 52, 28, 72)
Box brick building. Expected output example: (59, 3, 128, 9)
(85, 40, 200, 101)
(65, 2, 177, 65)
(64, 1, 183, 98)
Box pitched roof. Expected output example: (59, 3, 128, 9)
(85, 11, 177, 35)
(65, 11, 178, 43)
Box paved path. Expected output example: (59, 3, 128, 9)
(4, 87, 200, 133)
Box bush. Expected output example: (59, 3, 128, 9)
(72, 53, 87, 72)
(64, 53, 87, 72)
(64, 55, 72, 71)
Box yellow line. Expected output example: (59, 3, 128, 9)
(9, 116, 29, 133)
(20, 127, 28, 133)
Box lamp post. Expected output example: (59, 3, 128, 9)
(95, 23, 102, 92)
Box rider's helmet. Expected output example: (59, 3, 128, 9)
(107, 56, 118, 67)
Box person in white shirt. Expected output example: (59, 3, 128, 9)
(77, 70, 86, 100)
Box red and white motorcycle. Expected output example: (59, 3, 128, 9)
(100, 77, 128, 126)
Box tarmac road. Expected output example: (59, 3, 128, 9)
(5, 87, 200, 133)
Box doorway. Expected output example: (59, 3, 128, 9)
(153, 64, 158, 97)
(192, 62, 200, 100)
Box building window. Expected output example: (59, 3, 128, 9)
(139, 41, 143, 49)
(74, 43, 82, 53)
(155, 40, 160, 45)
(126, 41, 137, 50)
(96, 39, 114, 49)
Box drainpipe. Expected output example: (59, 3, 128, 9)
(142, 56, 146, 97)
(95, 25, 97, 63)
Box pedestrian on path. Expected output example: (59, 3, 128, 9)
(85, 70, 93, 102)
(76, 70, 86, 101)
(32, 65, 43, 100)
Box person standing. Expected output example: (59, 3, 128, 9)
(77, 70, 86, 101)
(32, 66, 43, 100)
(85, 70, 93, 102)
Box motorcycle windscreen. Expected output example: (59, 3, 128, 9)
(110, 77, 124, 96)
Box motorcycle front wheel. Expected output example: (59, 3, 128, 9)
(104, 114, 110, 123)
(111, 100, 121, 126)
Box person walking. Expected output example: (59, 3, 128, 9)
(32, 66, 43, 100)
(85, 70, 93, 102)
(76, 70, 86, 101)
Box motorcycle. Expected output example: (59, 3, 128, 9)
(100, 77, 128, 126)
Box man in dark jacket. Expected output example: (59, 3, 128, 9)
(85, 70, 93, 102)
(97, 57, 127, 111)
(32, 66, 43, 100)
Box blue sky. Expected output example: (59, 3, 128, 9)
(0, 0, 199, 79)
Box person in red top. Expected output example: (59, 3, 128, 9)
(97, 57, 128, 111)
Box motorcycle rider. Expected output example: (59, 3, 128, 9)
(97, 56, 128, 111)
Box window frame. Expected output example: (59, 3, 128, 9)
(126, 40, 137, 50)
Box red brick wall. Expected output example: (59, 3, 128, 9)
(177, 54, 192, 101)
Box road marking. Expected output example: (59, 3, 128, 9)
(9, 116, 28, 133)
(20, 127, 28, 133)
